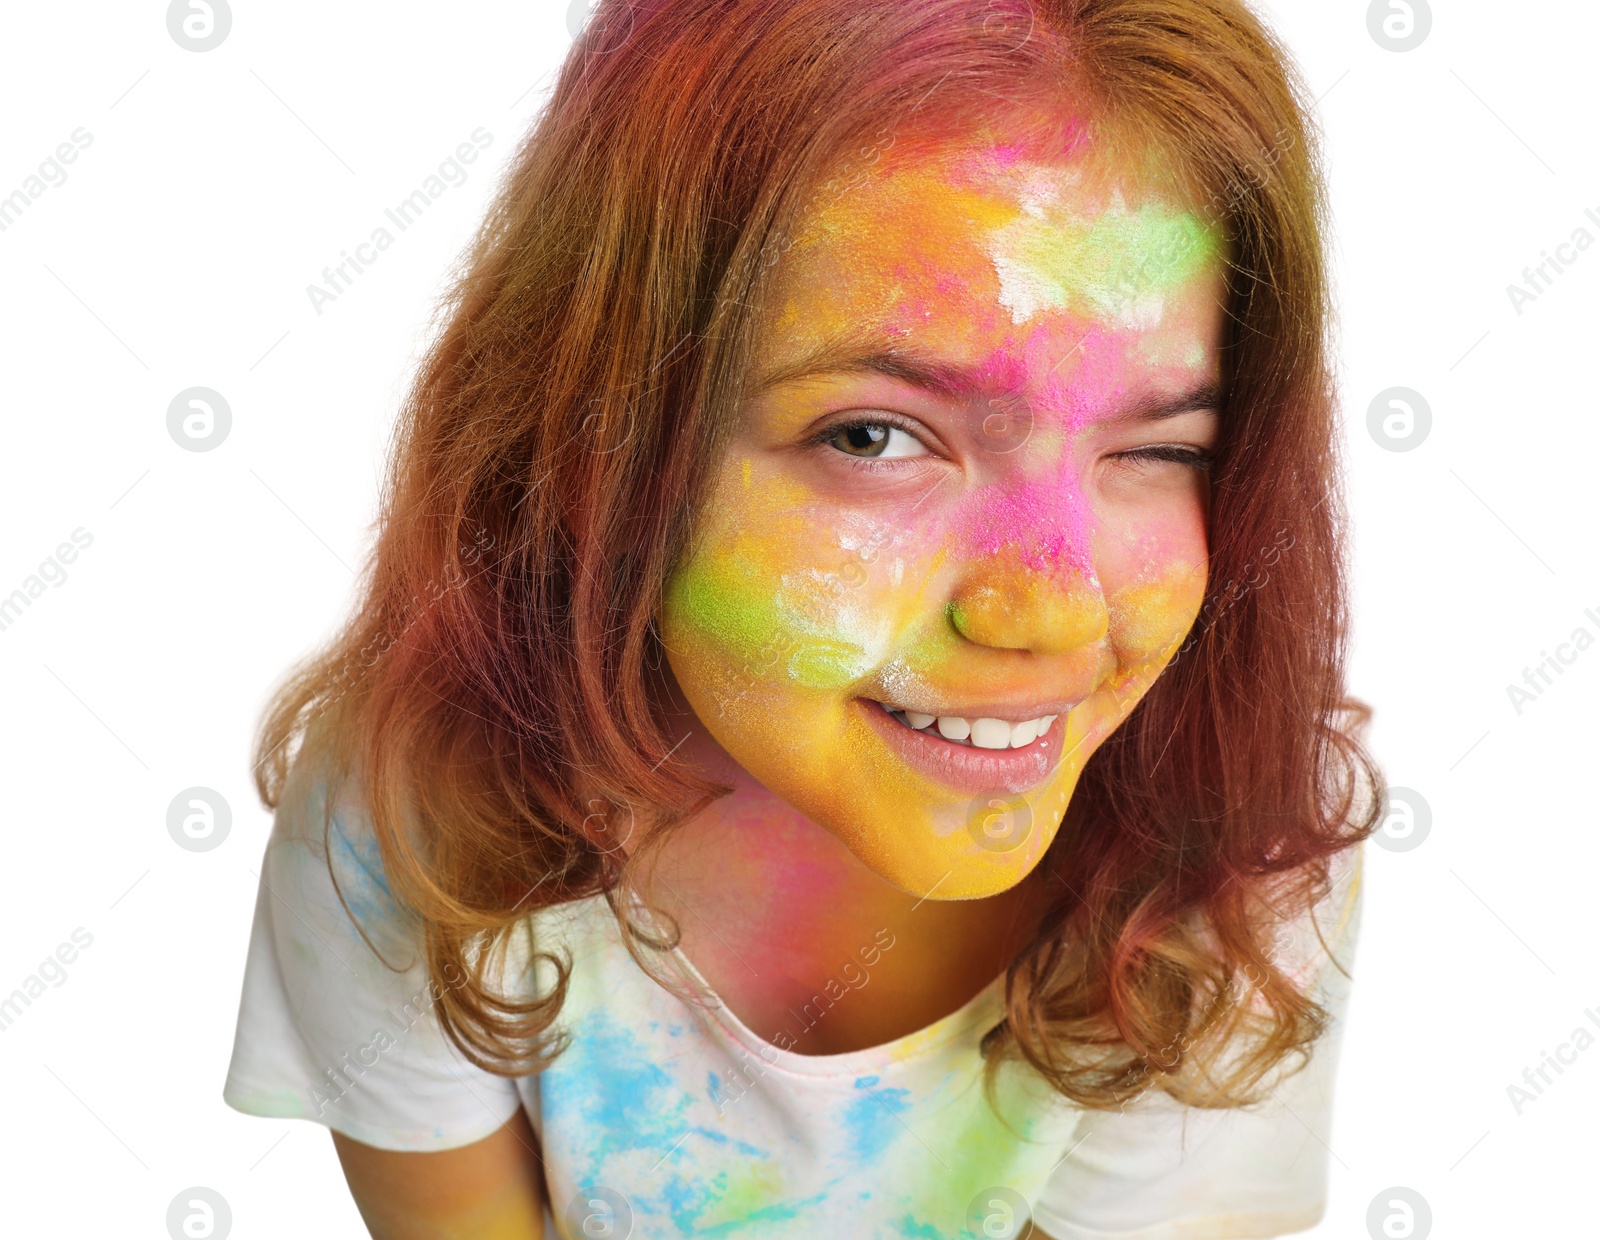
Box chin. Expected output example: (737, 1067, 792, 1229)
(804, 776, 1072, 902)
(868, 842, 1051, 902)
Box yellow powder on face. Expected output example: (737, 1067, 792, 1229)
(657, 137, 1223, 903)
(948, 569, 1110, 655)
(1105, 566, 1208, 652)
(768, 165, 1020, 351)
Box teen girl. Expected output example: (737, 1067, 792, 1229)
(225, 1, 1379, 1236)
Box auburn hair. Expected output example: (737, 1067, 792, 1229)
(253, 0, 1381, 1111)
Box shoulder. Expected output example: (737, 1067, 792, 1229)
(1030, 845, 1366, 1238)
(268, 745, 613, 982)
(261, 745, 422, 962)
(226, 741, 589, 1150)
(1262, 840, 1364, 1003)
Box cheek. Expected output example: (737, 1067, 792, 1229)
(1100, 514, 1209, 665)
(658, 469, 936, 707)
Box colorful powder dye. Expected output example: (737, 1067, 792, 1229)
(530, 895, 1089, 1238)
(658, 130, 1222, 900)
(988, 184, 1224, 328)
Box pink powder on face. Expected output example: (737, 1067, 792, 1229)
(894, 298, 935, 330)
(1031, 326, 1134, 432)
(962, 319, 1140, 432)
(943, 106, 1095, 183)
(953, 473, 1096, 578)
(960, 341, 1030, 394)
(945, 320, 1149, 580)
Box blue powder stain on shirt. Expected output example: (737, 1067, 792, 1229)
(842, 1080, 912, 1164)
(542, 1009, 685, 1163)
(542, 1010, 809, 1235)
(326, 810, 403, 934)
(893, 1214, 948, 1239)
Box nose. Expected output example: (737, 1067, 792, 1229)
(947, 541, 1109, 656)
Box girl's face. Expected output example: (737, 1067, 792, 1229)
(659, 128, 1226, 900)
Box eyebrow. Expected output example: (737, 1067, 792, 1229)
(1114, 384, 1225, 422)
(756, 343, 1223, 421)
(756, 345, 982, 398)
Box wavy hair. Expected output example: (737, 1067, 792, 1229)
(253, 0, 1381, 1111)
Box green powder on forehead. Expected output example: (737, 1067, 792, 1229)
(989, 199, 1222, 327)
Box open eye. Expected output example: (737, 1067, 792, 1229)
(819, 419, 930, 460)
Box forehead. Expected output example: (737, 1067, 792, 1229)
(756, 132, 1227, 389)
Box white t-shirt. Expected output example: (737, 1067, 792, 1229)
(224, 755, 1363, 1240)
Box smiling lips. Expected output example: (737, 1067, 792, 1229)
(868, 699, 1071, 749)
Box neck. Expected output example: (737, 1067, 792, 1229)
(629, 694, 1053, 1054)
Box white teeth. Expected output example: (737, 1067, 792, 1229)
(880, 700, 1064, 749)
(970, 718, 1012, 749)
(1009, 718, 1040, 748)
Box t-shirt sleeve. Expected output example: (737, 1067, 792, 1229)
(1032, 843, 1365, 1240)
(221, 751, 525, 1152)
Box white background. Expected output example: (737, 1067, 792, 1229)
(0, 1, 1594, 1236)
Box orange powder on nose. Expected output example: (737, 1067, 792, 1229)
(947, 571, 1109, 656)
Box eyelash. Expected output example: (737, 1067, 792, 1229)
(1113, 444, 1215, 471)
(807, 414, 936, 464)
(811, 416, 1215, 472)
